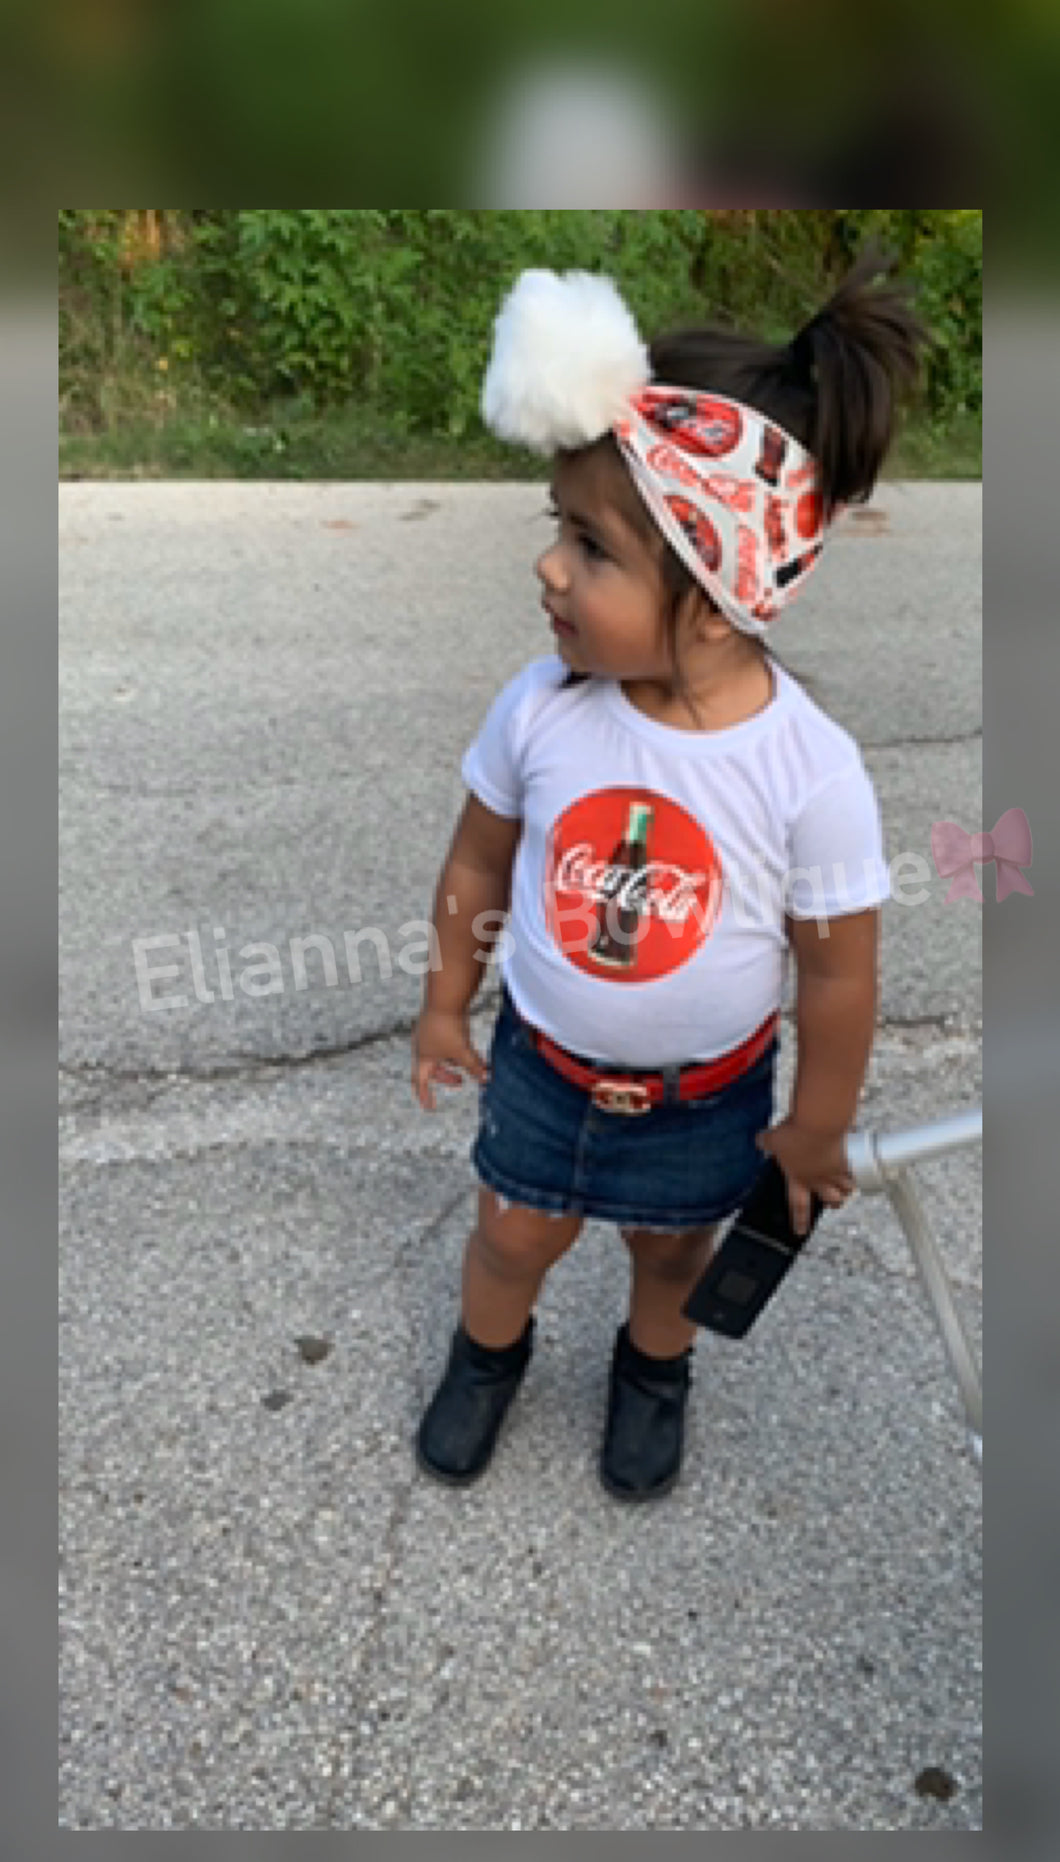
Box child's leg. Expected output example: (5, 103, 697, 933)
(462, 1187, 585, 1347)
(620, 1223, 718, 1358)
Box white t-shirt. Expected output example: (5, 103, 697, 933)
(461, 654, 889, 1066)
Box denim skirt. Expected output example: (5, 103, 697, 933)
(471, 985, 778, 1231)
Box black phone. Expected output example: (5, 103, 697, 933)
(681, 1156, 825, 1338)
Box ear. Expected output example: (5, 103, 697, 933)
(687, 593, 730, 644)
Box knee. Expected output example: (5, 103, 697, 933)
(474, 1197, 581, 1278)
(621, 1223, 717, 1282)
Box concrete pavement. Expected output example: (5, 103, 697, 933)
(59, 481, 982, 1829)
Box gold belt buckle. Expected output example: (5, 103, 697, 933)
(591, 1078, 652, 1115)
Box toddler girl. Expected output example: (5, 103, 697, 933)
(411, 247, 925, 1501)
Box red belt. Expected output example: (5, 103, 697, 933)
(514, 1003, 779, 1115)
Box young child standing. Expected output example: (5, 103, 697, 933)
(411, 248, 925, 1501)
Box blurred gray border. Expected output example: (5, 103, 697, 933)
(982, 289, 1059, 1851)
(1, 287, 59, 1853)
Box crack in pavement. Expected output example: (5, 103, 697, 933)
(59, 1127, 472, 1169)
(59, 996, 977, 1142)
(59, 1028, 420, 1089)
(317, 1179, 472, 1825)
(861, 729, 981, 750)
(60, 993, 971, 1091)
(877, 1013, 980, 1035)
(857, 1230, 983, 1299)
(59, 986, 505, 1097)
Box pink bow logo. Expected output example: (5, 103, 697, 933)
(931, 808, 1034, 903)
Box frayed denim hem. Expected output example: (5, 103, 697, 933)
(473, 1158, 738, 1232)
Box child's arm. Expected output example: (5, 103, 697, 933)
(756, 907, 879, 1232)
(412, 795, 522, 1110)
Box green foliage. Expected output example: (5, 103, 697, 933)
(834, 209, 982, 414)
(906, 213, 982, 416)
(59, 209, 981, 446)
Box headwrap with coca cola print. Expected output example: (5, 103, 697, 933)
(612, 389, 825, 636)
(481, 267, 829, 639)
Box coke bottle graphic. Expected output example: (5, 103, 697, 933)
(588, 802, 654, 969)
(755, 423, 786, 487)
(764, 493, 786, 561)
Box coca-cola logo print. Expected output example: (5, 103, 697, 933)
(735, 523, 759, 603)
(697, 471, 755, 515)
(544, 787, 723, 982)
(645, 444, 756, 516)
(639, 390, 743, 459)
(645, 441, 701, 492)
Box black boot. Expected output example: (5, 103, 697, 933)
(600, 1322, 693, 1502)
(415, 1316, 535, 1486)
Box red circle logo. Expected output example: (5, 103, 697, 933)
(639, 391, 743, 459)
(686, 396, 743, 457)
(544, 788, 722, 982)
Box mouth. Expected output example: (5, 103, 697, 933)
(545, 606, 577, 638)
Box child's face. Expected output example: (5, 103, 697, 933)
(536, 449, 674, 683)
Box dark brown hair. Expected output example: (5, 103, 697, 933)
(648, 239, 926, 524)
(559, 241, 928, 715)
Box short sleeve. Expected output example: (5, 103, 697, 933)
(786, 759, 891, 919)
(460, 659, 558, 819)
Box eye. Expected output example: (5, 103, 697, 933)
(544, 501, 608, 563)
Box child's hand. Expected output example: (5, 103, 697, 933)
(412, 1007, 491, 1112)
(755, 1118, 855, 1236)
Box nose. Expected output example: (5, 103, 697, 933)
(536, 537, 570, 592)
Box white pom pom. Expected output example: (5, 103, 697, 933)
(481, 268, 650, 453)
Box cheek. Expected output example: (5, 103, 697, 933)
(578, 593, 612, 638)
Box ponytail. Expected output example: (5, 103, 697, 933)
(649, 239, 929, 522)
(789, 241, 927, 518)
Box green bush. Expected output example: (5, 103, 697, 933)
(59, 209, 981, 440)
